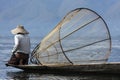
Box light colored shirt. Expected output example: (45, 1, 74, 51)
(12, 34, 31, 54)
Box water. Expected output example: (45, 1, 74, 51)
(0, 36, 120, 80)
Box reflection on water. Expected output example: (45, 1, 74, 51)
(6, 71, 120, 80)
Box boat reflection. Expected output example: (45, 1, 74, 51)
(6, 71, 120, 80)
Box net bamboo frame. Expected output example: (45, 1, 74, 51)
(30, 8, 111, 65)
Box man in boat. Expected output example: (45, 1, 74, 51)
(6, 25, 31, 65)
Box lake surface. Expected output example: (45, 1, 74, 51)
(0, 36, 120, 80)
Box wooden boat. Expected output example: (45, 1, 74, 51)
(7, 8, 115, 74)
(7, 62, 120, 74)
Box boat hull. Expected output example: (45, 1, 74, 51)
(7, 62, 120, 74)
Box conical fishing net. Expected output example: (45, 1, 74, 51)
(30, 8, 111, 65)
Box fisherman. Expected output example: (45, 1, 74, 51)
(6, 25, 31, 65)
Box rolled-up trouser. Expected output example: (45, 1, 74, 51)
(8, 52, 29, 65)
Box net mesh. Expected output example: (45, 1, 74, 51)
(30, 8, 111, 65)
